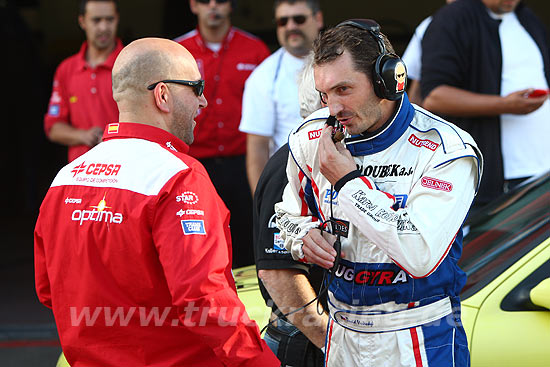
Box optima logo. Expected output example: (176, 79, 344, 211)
(71, 195, 123, 226)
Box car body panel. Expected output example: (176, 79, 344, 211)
(468, 240, 550, 366)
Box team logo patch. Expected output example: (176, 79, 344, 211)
(48, 105, 60, 117)
(107, 123, 119, 134)
(176, 191, 199, 204)
(70, 161, 122, 178)
(181, 220, 206, 235)
(71, 194, 123, 226)
(408, 134, 439, 151)
(421, 177, 453, 192)
(393, 194, 408, 209)
(324, 189, 339, 205)
(308, 129, 322, 140)
(237, 63, 257, 71)
(273, 233, 285, 251)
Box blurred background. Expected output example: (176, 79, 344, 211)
(1, 0, 549, 365)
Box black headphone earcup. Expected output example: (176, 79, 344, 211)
(373, 54, 407, 101)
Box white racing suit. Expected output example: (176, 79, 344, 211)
(275, 95, 482, 367)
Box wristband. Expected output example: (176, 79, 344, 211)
(334, 170, 362, 192)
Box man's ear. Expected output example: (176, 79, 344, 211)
(153, 84, 171, 113)
(189, 0, 198, 15)
(78, 15, 86, 31)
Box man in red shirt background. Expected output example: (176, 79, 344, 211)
(44, 0, 123, 163)
(176, 0, 270, 268)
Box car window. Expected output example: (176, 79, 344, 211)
(500, 260, 550, 312)
(459, 173, 550, 300)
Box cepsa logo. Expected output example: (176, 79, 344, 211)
(71, 195, 123, 226)
(408, 134, 439, 151)
(71, 161, 121, 178)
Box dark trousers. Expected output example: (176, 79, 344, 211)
(199, 155, 254, 268)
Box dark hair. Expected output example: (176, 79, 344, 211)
(273, 0, 320, 14)
(79, 0, 119, 16)
(313, 24, 394, 81)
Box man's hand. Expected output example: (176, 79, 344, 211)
(80, 127, 104, 147)
(318, 125, 356, 185)
(48, 123, 104, 147)
(302, 228, 343, 269)
(502, 88, 548, 115)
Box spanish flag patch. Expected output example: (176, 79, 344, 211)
(107, 123, 119, 134)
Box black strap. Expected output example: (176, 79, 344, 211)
(334, 170, 362, 192)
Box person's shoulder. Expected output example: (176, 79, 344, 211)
(55, 49, 83, 75)
(229, 27, 270, 58)
(410, 106, 478, 154)
(244, 48, 283, 88)
(250, 48, 285, 74)
(174, 29, 199, 45)
(430, 0, 477, 27)
(289, 108, 330, 145)
(231, 27, 268, 45)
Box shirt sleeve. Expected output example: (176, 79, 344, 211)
(420, 7, 469, 98)
(254, 145, 310, 272)
(44, 62, 71, 135)
(274, 148, 322, 262)
(34, 219, 52, 309)
(239, 64, 276, 137)
(402, 16, 432, 81)
(152, 162, 279, 367)
(338, 153, 479, 278)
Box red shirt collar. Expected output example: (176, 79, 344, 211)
(76, 38, 124, 71)
(102, 122, 190, 154)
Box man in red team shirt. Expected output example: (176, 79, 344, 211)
(176, 0, 270, 268)
(35, 37, 279, 367)
(44, 0, 123, 162)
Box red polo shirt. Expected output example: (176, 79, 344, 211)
(44, 39, 123, 162)
(176, 27, 270, 159)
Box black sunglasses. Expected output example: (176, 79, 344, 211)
(275, 14, 309, 27)
(147, 79, 205, 97)
(195, 0, 229, 4)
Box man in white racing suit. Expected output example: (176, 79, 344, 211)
(275, 19, 482, 366)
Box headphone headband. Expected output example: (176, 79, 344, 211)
(336, 19, 386, 54)
(335, 18, 407, 101)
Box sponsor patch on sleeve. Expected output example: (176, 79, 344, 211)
(181, 220, 206, 235)
(421, 177, 453, 192)
(308, 129, 323, 140)
(48, 105, 60, 117)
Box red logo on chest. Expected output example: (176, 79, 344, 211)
(421, 177, 453, 192)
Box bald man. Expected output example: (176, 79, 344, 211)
(34, 38, 279, 367)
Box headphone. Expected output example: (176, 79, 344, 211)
(336, 19, 407, 101)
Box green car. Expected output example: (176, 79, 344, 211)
(57, 172, 550, 367)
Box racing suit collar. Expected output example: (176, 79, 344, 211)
(102, 122, 190, 154)
(345, 93, 414, 156)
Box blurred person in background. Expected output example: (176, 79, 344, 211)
(44, 0, 123, 163)
(176, 0, 270, 268)
(422, 0, 550, 208)
(239, 0, 324, 195)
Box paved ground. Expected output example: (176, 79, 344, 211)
(0, 215, 61, 367)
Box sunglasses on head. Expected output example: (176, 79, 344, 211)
(275, 14, 309, 27)
(195, 0, 230, 4)
(147, 79, 205, 97)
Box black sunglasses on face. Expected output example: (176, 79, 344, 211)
(147, 79, 205, 97)
(275, 14, 309, 27)
(195, 0, 229, 4)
